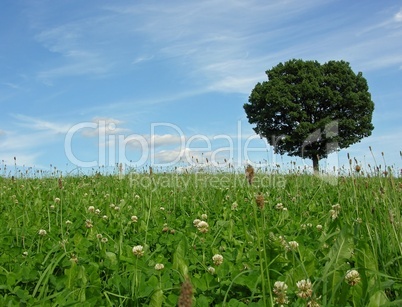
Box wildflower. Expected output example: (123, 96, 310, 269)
(54, 197, 61, 203)
(65, 220, 72, 225)
(134, 195, 140, 199)
(102, 215, 108, 221)
(282, 207, 288, 211)
(178, 277, 193, 307)
(288, 241, 299, 250)
(38, 229, 47, 236)
(50, 205, 55, 210)
(197, 221, 209, 233)
(207, 266, 216, 274)
(96, 233, 103, 239)
(316, 225, 323, 231)
(101, 237, 108, 243)
(114, 206, 120, 211)
(85, 220, 93, 228)
(160, 207, 165, 211)
(131, 215, 138, 223)
(296, 279, 313, 299)
(193, 219, 201, 227)
(307, 299, 321, 307)
(162, 223, 169, 232)
(231, 202, 238, 210)
(22, 251, 28, 257)
(345, 269, 360, 286)
(70, 254, 78, 263)
(273, 281, 289, 305)
(154, 263, 164, 271)
(330, 203, 341, 220)
(110, 203, 115, 209)
(201, 213, 208, 220)
(132, 245, 144, 257)
(88, 206, 95, 213)
(212, 254, 224, 266)
(275, 203, 284, 210)
(95, 209, 101, 215)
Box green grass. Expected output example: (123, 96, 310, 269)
(0, 170, 401, 306)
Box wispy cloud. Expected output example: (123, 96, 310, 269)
(13, 114, 71, 134)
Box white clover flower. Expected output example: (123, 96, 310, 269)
(273, 281, 289, 305)
(231, 202, 238, 210)
(197, 221, 209, 233)
(101, 237, 108, 243)
(212, 254, 224, 266)
(96, 233, 103, 239)
(201, 213, 208, 220)
(134, 195, 140, 199)
(330, 204, 341, 220)
(95, 209, 101, 215)
(207, 266, 216, 274)
(296, 279, 313, 299)
(288, 241, 299, 250)
(54, 197, 60, 203)
(22, 251, 28, 257)
(132, 245, 144, 257)
(275, 203, 284, 210)
(65, 220, 72, 225)
(160, 207, 165, 211)
(316, 225, 323, 231)
(345, 269, 360, 286)
(154, 263, 164, 271)
(282, 207, 288, 211)
(110, 203, 115, 209)
(193, 219, 201, 227)
(131, 215, 138, 222)
(38, 229, 47, 236)
(273, 281, 288, 293)
(88, 206, 95, 213)
(114, 206, 120, 211)
(102, 215, 108, 221)
(50, 205, 55, 210)
(85, 220, 93, 228)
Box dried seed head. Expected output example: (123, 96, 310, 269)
(245, 165, 255, 185)
(178, 277, 193, 307)
(255, 194, 264, 209)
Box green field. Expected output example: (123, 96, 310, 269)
(0, 168, 401, 306)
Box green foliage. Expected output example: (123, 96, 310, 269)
(0, 170, 401, 306)
(244, 59, 375, 170)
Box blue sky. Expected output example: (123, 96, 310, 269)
(1, 0, 401, 175)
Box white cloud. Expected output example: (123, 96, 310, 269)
(394, 9, 402, 22)
(80, 117, 128, 137)
(13, 114, 71, 134)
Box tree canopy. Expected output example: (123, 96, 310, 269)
(244, 59, 375, 171)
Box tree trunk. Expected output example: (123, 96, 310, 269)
(312, 155, 319, 173)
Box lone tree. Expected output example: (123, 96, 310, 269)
(244, 59, 374, 172)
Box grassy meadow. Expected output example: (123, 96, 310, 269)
(0, 164, 401, 306)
